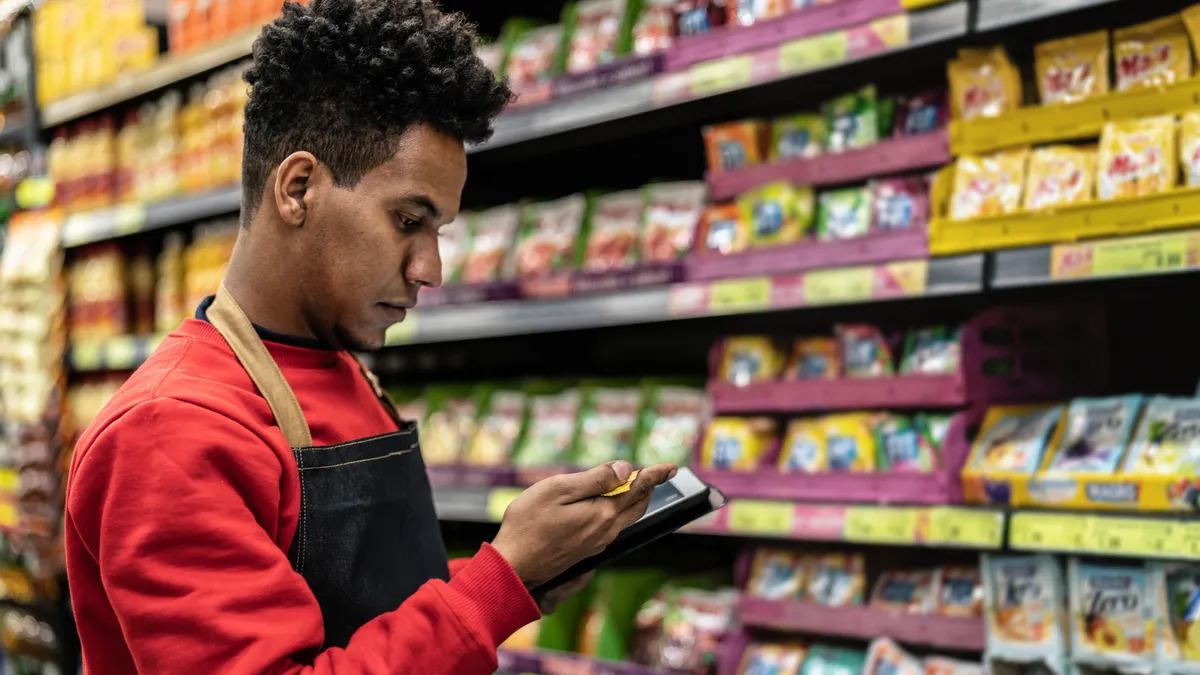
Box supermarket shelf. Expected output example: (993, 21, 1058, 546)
(992, 228, 1200, 289)
(1009, 510, 1200, 561)
(497, 648, 680, 675)
(68, 334, 166, 373)
(975, 0, 1123, 32)
(706, 131, 949, 201)
(41, 29, 260, 128)
(386, 255, 985, 346)
(61, 185, 242, 248)
(686, 229, 930, 282)
(738, 597, 986, 650)
(708, 373, 965, 414)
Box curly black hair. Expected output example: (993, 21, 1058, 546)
(241, 0, 512, 217)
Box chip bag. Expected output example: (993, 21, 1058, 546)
(948, 47, 1022, 121)
(514, 194, 588, 277)
(704, 120, 767, 173)
(632, 0, 677, 56)
(805, 553, 867, 606)
(771, 113, 826, 161)
(438, 212, 473, 284)
(785, 337, 840, 381)
(700, 203, 749, 255)
(736, 182, 814, 247)
(949, 149, 1029, 220)
(1122, 396, 1200, 476)
(817, 187, 872, 241)
(871, 176, 929, 231)
(462, 204, 521, 283)
(738, 643, 806, 675)
(1035, 31, 1110, 105)
(701, 416, 776, 470)
(1114, 15, 1192, 92)
(566, 0, 629, 75)
(584, 190, 644, 272)
(874, 414, 933, 472)
(514, 386, 582, 467)
(779, 418, 826, 472)
(1151, 562, 1200, 664)
(983, 554, 1067, 650)
(576, 384, 643, 466)
(747, 549, 804, 600)
(465, 388, 527, 467)
(1045, 395, 1143, 476)
(837, 324, 894, 378)
(893, 90, 949, 137)
(422, 387, 478, 466)
(1069, 560, 1155, 661)
(719, 336, 784, 386)
(820, 413, 878, 472)
(871, 571, 937, 613)
(1180, 111, 1200, 187)
(824, 85, 880, 153)
(730, 0, 789, 26)
(641, 181, 706, 262)
(635, 383, 706, 467)
(506, 24, 566, 90)
(936, 566, 984, 618)
(1024, 145, 1096, 211)
(1098, 116, 1177, 200)
(968, 405, 1064, 475)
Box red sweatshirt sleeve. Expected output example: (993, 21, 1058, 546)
(66, 398, 540, 674)
(448, 558, 472, 577)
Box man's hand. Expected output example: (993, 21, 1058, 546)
(491, 460, 676, 588)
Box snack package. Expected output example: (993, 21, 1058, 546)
(894, 90, 949, 137)
(747, 548, 804, 600)
(983, 554, 1067, 652)
(805, 553, 866, 606)
(779, 418, 826, 472)
(462, 204, 521, 283)
(916, 413, 953, 463)
(967, 405, 1064, 475)
(949, 149, 1029, 220)
(936, 566, 984, 618)
(566, 0, 629, 75)
(820, 413, 878, 472)
(738, 643, 806, 675)
(1123, 396, 1200, 476)
(641, 181, 706, 262)
(1024, 145, 1096, 211)
(837, 324, 894, 378)
(1070, 560, 1155, 663)
(700, 203, 749, 255)
(584, 190, 644, 272)
(675, 0, 729, 36)
(824, 86, 879, 153)
(422, 388, 478, 466)
(506, 24, 565, 89)
(632, 0, 677, 56)
(863, 639, 924, 675)
(801, 645, 868, 675)
(438, 212, 473, 284)
(900, 326, 961, 375)
(655, 588, 737, 673)
(1098, 116, 1177, 200)
(1035, 31, 1110, 105)
(635, 383, 706, 467)
(1114, 15, 1192, 92)
(476, 42, 508, 78)
(870, 176, 929, 231)
(465, 388, 527, 467)
(1180, 112, 1200, 187)
(786, 337, 840, 381)
(514, 194, 588, 278)
(701, 417, 776, 470)
(816, 187, 872, 241)
(514, 387, 582, 467)
(871, 571, 936, 613)
(924, 658, 984, 675)
(719, 336, 784, 386)
(875, 414, 934, 472)
(1045, 395, 1143, 475)
(948, 47, 1022, 120)
(576, 384, 643, 467)
(1151, 562, 1200, 664)
(730, 0, 788, 25)
(704, 120, 767, 173)
(771, 114, 826, 161)
(737, 182, 814, 247)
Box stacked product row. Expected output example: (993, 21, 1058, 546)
(739, 639, 982, 675)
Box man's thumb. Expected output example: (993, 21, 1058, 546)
(559, 461, 633, 500)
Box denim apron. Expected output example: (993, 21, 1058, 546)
(207, 284, 450, 650)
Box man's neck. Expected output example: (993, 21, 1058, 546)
(223, 231, 321, 342)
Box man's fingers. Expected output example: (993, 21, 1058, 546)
(608, 463, 675, 510)
(554, 461, 634, 501)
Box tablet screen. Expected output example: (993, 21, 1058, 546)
(646, 482, 684, 516)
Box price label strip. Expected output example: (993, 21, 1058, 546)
(689, 55, 753, 98)
(778, 31, 848, 75)
(803, 266, 875, 306)
(844, 506, 919, 545)
(926, 507, 1005, 549)
(1009, 511, 1089, 552)
(727, 500, 795, 537)
(708, 277, 772, 315)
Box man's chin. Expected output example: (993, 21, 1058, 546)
(333, 324, 386, 352)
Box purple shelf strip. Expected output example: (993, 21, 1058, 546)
(696, 467, 962, 504)
(706, 131, 950, 201)
(418, 281, 522, 308)
(738, 597, 986, 651)
(708, 372, 965, 414)
(665, 0, 903, 71)
(572, 261, 685, 295)
(685, 228, 928, 282)
(498, 649, 683, 675)
(552, 53, 665, 99)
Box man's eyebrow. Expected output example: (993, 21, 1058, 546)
(403, 194, 442, 220)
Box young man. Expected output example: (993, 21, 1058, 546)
(64, 1, 675, 672)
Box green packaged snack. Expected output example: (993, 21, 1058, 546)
(823, 85, 880, 153)
(515, 386, 583, 467)
(465, 387, 528, 467)
(802, 645, 869, 675)
(577, 383, 643, 466)
(514, 194, 589, 278)
(816, 187, 872, 241)
(771, 113, 826, 161)
(564, 0, 636, 74)
(421, 386, 480, 466)
(506, 23, 568, 89)
(877, 95, 897, 140)
(900, 326, 962, 375)
(874, 414, 934, 472)
(916, 413, 953, 462)
(737, 181, 814, 247)
(635, 383, 706, 467)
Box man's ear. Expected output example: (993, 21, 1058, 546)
(274, 152, 319, 227)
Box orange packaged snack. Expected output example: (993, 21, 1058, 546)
(1097, 116, 1177, 200)
(947, 47, 1022, 121)
(703, 120, 767, 173)
(1024, 145, 1096, 211)
(1035, 31, 1110, 105)
(1114, 16, 1193, 92)
(949, 149, 1029, 220)
(699, 203, 749, 255)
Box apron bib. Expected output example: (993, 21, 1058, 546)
(207, 284, 449, 650)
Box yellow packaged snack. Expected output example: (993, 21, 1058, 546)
(818, 413, 877, 472)
(1097, 116, 1177, 200)
(948, 47, 1022, 121)
(1035, 31, 1110, 105)
(1185, 4, 1200, 61)
(779, 418, 826, 472)
(1181, 112, 1200, 187)
(719, 337, 784, 387)
(1024, 145, 1096, 211)
(950, 149, 1029, 220)
(702, 417, 776, 471)
(1114, 16, 1193, 92)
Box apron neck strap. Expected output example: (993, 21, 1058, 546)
(207, 284, 314, 448)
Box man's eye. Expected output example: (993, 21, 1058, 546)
(396, 215, 421, 230)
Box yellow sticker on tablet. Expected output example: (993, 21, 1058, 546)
(602, 470, 640, 497)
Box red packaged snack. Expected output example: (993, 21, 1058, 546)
(462, 204, 521, 283)
(675, 0, 729, 36)
(641, 182, 706, 262)
(514, 194, 587, 277)
(584, 190, 644, 272)
(893, 91, 949, 137)
(869, 177, 929, 231)
(567, 0, 627, 74)
(634, 0, 677, 55)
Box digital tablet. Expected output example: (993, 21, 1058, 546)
(531, 468, 727, 596)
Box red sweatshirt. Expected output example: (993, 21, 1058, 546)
(65, 317, 540, 674)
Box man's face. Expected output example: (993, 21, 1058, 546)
(303, 123, 465, 350)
